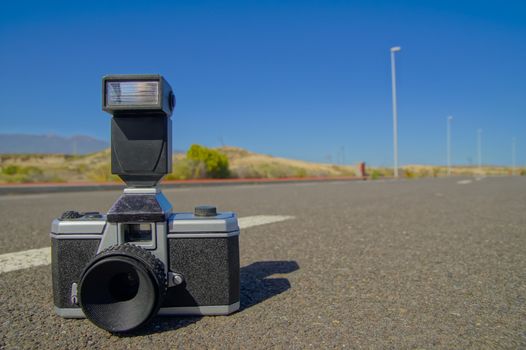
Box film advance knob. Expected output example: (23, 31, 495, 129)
(194, 205, 217, 217)
(60, 211, 83, 220)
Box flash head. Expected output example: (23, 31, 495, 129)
(103, 74, 174, 187)
(103, 75, 175, 116)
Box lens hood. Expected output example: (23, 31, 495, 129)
(79, 244, 166, 333)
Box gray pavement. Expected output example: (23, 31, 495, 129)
(0, 177, 525, 348)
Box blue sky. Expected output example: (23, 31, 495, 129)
(0, 0, 525, 166)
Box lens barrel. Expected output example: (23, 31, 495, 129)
(79, 244, 166, 333)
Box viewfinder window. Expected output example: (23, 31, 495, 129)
(123, 223, 153, 243)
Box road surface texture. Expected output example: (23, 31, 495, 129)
(0, 177, 525, 348)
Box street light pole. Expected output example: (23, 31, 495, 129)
(390, 46, 401, 178)
(512, 137, 516, 175)
(447, 116, 453, 176)
(477, 129, 482, 170)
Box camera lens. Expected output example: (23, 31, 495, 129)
(108, 270, 139, 302)
(79, 244, 166, 333)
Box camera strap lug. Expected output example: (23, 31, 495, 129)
(70, 283, 78, 305)
(168, 272, 184, 287)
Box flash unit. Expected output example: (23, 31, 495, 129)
(102, 74, 175, 187)
(102, 75, 175, 116)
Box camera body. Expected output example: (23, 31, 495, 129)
(51, 192, 240, 320)
(50, 74, 240, 332)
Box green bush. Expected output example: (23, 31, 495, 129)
(0, 165, 62, 183)
(369, 168, 393, 179)
(186, 144, 230, 178)
(371, 169, 382, 180)
(2, 165, 20, 175)
(1, 165, 43, 177)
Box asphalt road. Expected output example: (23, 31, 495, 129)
(0, 177, 525, 348)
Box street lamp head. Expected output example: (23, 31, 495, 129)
(448, 116, 453, 121)
(390, 46, 401, 52)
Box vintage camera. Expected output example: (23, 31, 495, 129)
(50, 75, 240, 333)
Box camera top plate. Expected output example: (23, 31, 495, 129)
(169, 212, 239, 234)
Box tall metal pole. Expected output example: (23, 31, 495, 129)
(512, 137, 516, 175)
(477, 129, 482, 170)
(447, 116, 453, 176)
(390, 46, 401, 178)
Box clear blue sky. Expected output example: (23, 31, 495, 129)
(1, 0, 525, 166)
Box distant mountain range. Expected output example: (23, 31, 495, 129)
(0, 134, 109, 154)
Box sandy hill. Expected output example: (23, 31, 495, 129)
(0, 146, 521, 184)
(0, 147, 359, 184)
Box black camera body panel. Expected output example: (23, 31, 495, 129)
(51, 212, 240, 315)
(165, 236, 240, 307)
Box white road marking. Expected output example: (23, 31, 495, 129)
(0, 215, 295, 274)
(0, 247, 52, 274)
(457, 180, 472, 185)
(238, 215, 294, 229)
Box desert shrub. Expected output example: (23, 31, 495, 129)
(403, 168, 415, 179)
(64, 154, 83, 161)
(36, 174, 66, 183)
(165, 159, 208, 180)
(231, 162, 297, 178)
(2, 165, 21, 175)
(257, 163, 289, 178)
(369, 167, 393, 179)
(186, 145, 230, 178)
(417, 169, 429, 178)
(520, 169, 526, 176)
(380, 167, 394, 177)
(229, 165, 258, 179)
(371, 169, 382, 180)
(1, 165, 43, 177)
(294, 168, 307, 178)
(0, 165, 61, 183)
(330, 165, 356, 177)
(0, 173, 21, 183)
(432, 167, 441, 177)
(76, 164, 88, 174)
(87, 163, 120, 182)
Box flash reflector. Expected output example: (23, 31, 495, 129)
(102, 75, 174, 116)
(106, 81, 159, 106)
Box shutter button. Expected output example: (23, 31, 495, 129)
(194, 205, 217, 217)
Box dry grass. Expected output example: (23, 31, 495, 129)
(401, 165, 518, 178)
(219, 147, 356, 178)
(0, 147, 522, 184)
(0, 150, 119, 183)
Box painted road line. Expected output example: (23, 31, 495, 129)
(457, 180, 472, 185)
(0, 247, 52, 274)
(238, 215, 294, 229)
(0, 215, 295, 274)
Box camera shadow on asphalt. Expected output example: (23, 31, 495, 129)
(120, 260, 300, 336)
